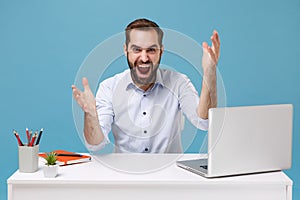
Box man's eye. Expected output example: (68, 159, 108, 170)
(147, 48, 157, 54)
(132, 47, 142, 53)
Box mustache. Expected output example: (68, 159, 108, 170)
(126, 52, 162, 69)
(134, 60, 152, 66)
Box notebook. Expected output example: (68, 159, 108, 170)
(176, 104, 293, 178)
(39, 150, 91, 166)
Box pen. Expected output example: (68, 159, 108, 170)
(29, 130, 32, 143)
(13, 130, 24, 146)
(56, 154, 83, 157)
(35, 128, 43, 145)
(26, 128, 30, 145)
(29, 131, 38, 146)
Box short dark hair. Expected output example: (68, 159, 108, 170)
(125, 18, 164, 47)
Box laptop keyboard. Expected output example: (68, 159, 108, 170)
(200, 165, 208, 170)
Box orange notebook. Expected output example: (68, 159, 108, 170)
(39, 150, 91, 166)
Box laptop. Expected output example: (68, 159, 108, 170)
(176, 104, 293, 178)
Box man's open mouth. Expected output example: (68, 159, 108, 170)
(137, 65, 151, 74)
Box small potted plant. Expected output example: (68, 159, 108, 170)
(43, 152, 59, 178)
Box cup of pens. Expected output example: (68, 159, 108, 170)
(14, 128, 44, 173)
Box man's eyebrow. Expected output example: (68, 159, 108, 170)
(129, 44, 159, 49)
(129, 44, 140, 49)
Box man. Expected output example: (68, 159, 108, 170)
(72, 18, 220, 153)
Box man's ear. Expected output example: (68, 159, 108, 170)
(123, 44, 127, 57)
(160, 45, 164, 56)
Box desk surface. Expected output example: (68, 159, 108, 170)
(8, 153, 292, 185)
(8, 154, 293, 200)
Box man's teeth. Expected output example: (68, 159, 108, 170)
(138, 65, 150, 68)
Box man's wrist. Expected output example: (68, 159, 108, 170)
(203, 66, 216, 76)
(85, 106, 98, 118)
(203, 70, 216, 84)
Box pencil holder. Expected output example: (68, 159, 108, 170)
(18, 145, 39, 173)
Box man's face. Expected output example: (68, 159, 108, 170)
(125, 29, 163, 88)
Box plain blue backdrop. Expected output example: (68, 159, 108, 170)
(1, 0, 299, 199)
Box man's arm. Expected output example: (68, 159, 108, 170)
(72, 77, 104, 145)
(198, 30, 220, 119)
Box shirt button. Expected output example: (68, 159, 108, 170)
(144, 130, 147, 134)
(143, 112, 146, 115)
(143, 94, 146, 97)
(145, 148, 149, 152)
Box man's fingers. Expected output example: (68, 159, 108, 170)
(203, 42, 215, 59)
(211, 36, 219, 51)
(213, 30, 220, 44)
(211, 31, 220, 48)
(82, 77, 91, 91)
(202, 41, 208, 49)
(207, 46, 217, 64)
(72, 81, 95, 112)
(212, 30, 220, 58)
(72, 85, 80, 95)
(72, 89, 83, 107)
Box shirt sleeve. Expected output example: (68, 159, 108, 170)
(85, 78, 115, 152)
(177, 74, 209, 131)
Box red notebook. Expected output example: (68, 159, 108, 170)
(39, 150, 91, 166)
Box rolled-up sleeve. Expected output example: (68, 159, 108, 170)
(177, 74, 209, 131)
(85, 78, 115, 152)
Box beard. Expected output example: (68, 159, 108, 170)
(127, 53, 161, 87)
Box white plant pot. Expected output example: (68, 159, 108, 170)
(43, 164, 59, 178)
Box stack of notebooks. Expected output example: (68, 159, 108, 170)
(39, 150, 91, 166)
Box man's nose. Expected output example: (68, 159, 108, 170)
(140, 50, 149, 62)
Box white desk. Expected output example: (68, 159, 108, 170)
(7, 154, 292, 200)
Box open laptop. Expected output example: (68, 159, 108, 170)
(176, 104, 293, 178)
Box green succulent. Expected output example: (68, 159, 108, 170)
(44, 152, 57, 166)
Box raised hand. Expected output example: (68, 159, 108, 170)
(202, 30, 220, 74)
(198, 31, 220, 119)
(72, 77, 96, 115)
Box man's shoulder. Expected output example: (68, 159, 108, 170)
(159, 68, 189, 83)
(100, 69, 130, 85)
(160, 68, 187, 76)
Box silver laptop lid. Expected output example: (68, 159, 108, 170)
(207, 104, 293, 177)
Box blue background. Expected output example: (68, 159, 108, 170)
(0, 0, 299, 199)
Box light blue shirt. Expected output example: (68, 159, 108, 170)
(86, 68, 208, 153)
